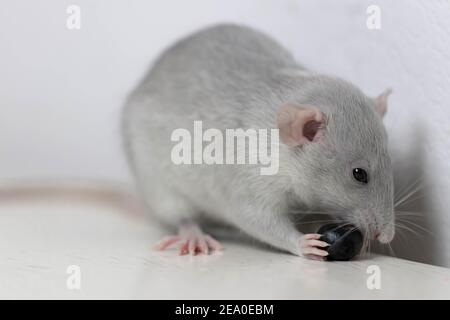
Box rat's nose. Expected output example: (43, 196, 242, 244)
(376, 223, 395, 243)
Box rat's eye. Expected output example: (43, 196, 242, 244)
(352, 168, 368, 184)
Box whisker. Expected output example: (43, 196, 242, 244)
(395, 210, 423, 217)
(395, 228, 408, 246)
(394, 175, 424, 201)
(395, 183, 423, 208)
(387, 242, 396, 257)
(395, 194, 425, 208)
(396, 219, 433, 236)
(360, 227, 371, 258)
(395, 223, 425, 239)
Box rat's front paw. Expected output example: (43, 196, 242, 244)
(299, 233, 329, 261)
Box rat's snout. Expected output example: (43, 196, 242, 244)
(364, 208, 382, 240)
(376, 219, 395, 243)
(359, 208, 395, 243)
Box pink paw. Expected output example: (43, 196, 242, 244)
(299, 233, 329, 261)
(153, 223, 223, 256)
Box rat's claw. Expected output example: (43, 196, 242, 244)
(303, 233, 322, 240)
(305, 239, 329, 248)
(303, 247, 329, 257)
(154, 223, 223, 255)
(188, 237, 198, 255)
(153, 235, 180, 251)
(197, 236, 209, 254)
(299, 233, 329, 260)
(178, 240, 189, 255)
(183, 234, 221, 255)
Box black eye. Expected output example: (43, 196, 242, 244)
(352, 168, 368, 184)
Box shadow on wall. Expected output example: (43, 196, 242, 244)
(373, 122, 442, 266)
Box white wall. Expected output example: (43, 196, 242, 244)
(1, 0, 449, 267)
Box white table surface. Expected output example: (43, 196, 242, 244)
(0, 191, 449, 300)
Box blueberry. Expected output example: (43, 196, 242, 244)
(317, 223, 363, 261)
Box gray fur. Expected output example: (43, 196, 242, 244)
(122, 24, 394, 255)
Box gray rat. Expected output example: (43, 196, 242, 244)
(122, 24, 394, 260)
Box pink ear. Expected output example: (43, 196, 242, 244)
(277, 103, 324, 147)
(374, 88, 392, 117)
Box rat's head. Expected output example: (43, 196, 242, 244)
(277, 78, 394, 244)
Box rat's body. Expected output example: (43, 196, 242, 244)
(122, 24, 395, 258)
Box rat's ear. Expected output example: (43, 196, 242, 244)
(277, 103, 324, 147)
(374, 88, 392, 117)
